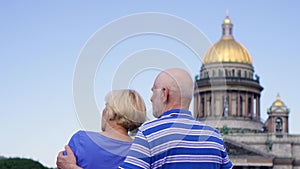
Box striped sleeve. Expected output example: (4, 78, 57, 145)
(119, 129, 151, 169)
(221, 141, 233, 169)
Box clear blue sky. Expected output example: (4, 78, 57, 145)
(1, 1, 300, 167)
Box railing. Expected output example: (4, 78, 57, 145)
(196, 76, 260, 83)
(194, 77, 263, 90)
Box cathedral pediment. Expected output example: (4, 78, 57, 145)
(224, 138, 274, 167)
(224, 138, 272, 157)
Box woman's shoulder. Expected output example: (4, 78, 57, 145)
(70, 130, 101, 143)
(71, 130, 133, 148)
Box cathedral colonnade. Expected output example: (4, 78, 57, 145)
(194, 90, 261, 120)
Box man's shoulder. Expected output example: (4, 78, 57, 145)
(139, 116, 220, 135)
(137, 116, 175, 135)
(139, 118, 163, 130)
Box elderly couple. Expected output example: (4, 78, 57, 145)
(56, 68, 233, 169)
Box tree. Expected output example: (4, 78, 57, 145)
(0, 157, 55, 169)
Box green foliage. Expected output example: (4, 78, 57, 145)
(267, 140, 273, 151)
(0, 158, 55, 169)
(222, 125, 229, 135)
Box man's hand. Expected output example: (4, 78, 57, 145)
(56, 145, 82, 169)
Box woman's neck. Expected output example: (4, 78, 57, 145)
(101, 123, 133, 142)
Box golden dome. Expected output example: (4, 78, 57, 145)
(202, 16, 253, 65)
(223, 17, 232, 24)
(272, 94, 285, 107)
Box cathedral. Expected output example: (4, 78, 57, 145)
(194, 15, 300, 169)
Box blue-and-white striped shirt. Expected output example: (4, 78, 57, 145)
(119, 109, 233, 169)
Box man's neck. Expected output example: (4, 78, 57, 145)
(163, 104, 189, 112)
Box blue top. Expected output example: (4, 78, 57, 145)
(68, 130, 132, 169)
(119, 109, 233, 169)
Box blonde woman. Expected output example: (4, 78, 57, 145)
(57, 89, 147, 169)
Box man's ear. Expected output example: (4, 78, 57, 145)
(161, 87, 169, 103)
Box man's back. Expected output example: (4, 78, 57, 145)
(120, 109, 233, 169)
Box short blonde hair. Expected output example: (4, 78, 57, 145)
(105, 89, 146, 131)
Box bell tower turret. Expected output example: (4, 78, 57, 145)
(266, 94, 290, 134)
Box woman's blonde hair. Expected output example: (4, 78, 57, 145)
(105, 89, 147, 131)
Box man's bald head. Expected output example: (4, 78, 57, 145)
(153, 68, 194, 112)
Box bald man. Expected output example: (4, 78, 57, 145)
(150, 68, 194, 118)
(57, 68, 232, 169)
(119, 68, 232, 169)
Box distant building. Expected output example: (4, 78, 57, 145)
(194, 15, 300, 169)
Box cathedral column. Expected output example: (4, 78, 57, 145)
(207, 93, 210, 116)
(286, 117, 289, 133)
(245, 92, 248, 117)
(198, 95, 202, 117)
(204, 93, 207, 117)
(237, 92, 240, 116)
(228, 93, 232, 116)
(251, 94, 254, 116)
(257, 95, 261, 120)
(211, 92, 215, 116)
(255, 95, 259, 119)
(194, 93, 198, 118)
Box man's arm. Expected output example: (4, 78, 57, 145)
(56, 145, 83, 169)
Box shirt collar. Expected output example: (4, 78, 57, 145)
(160, 109, 192, 118)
